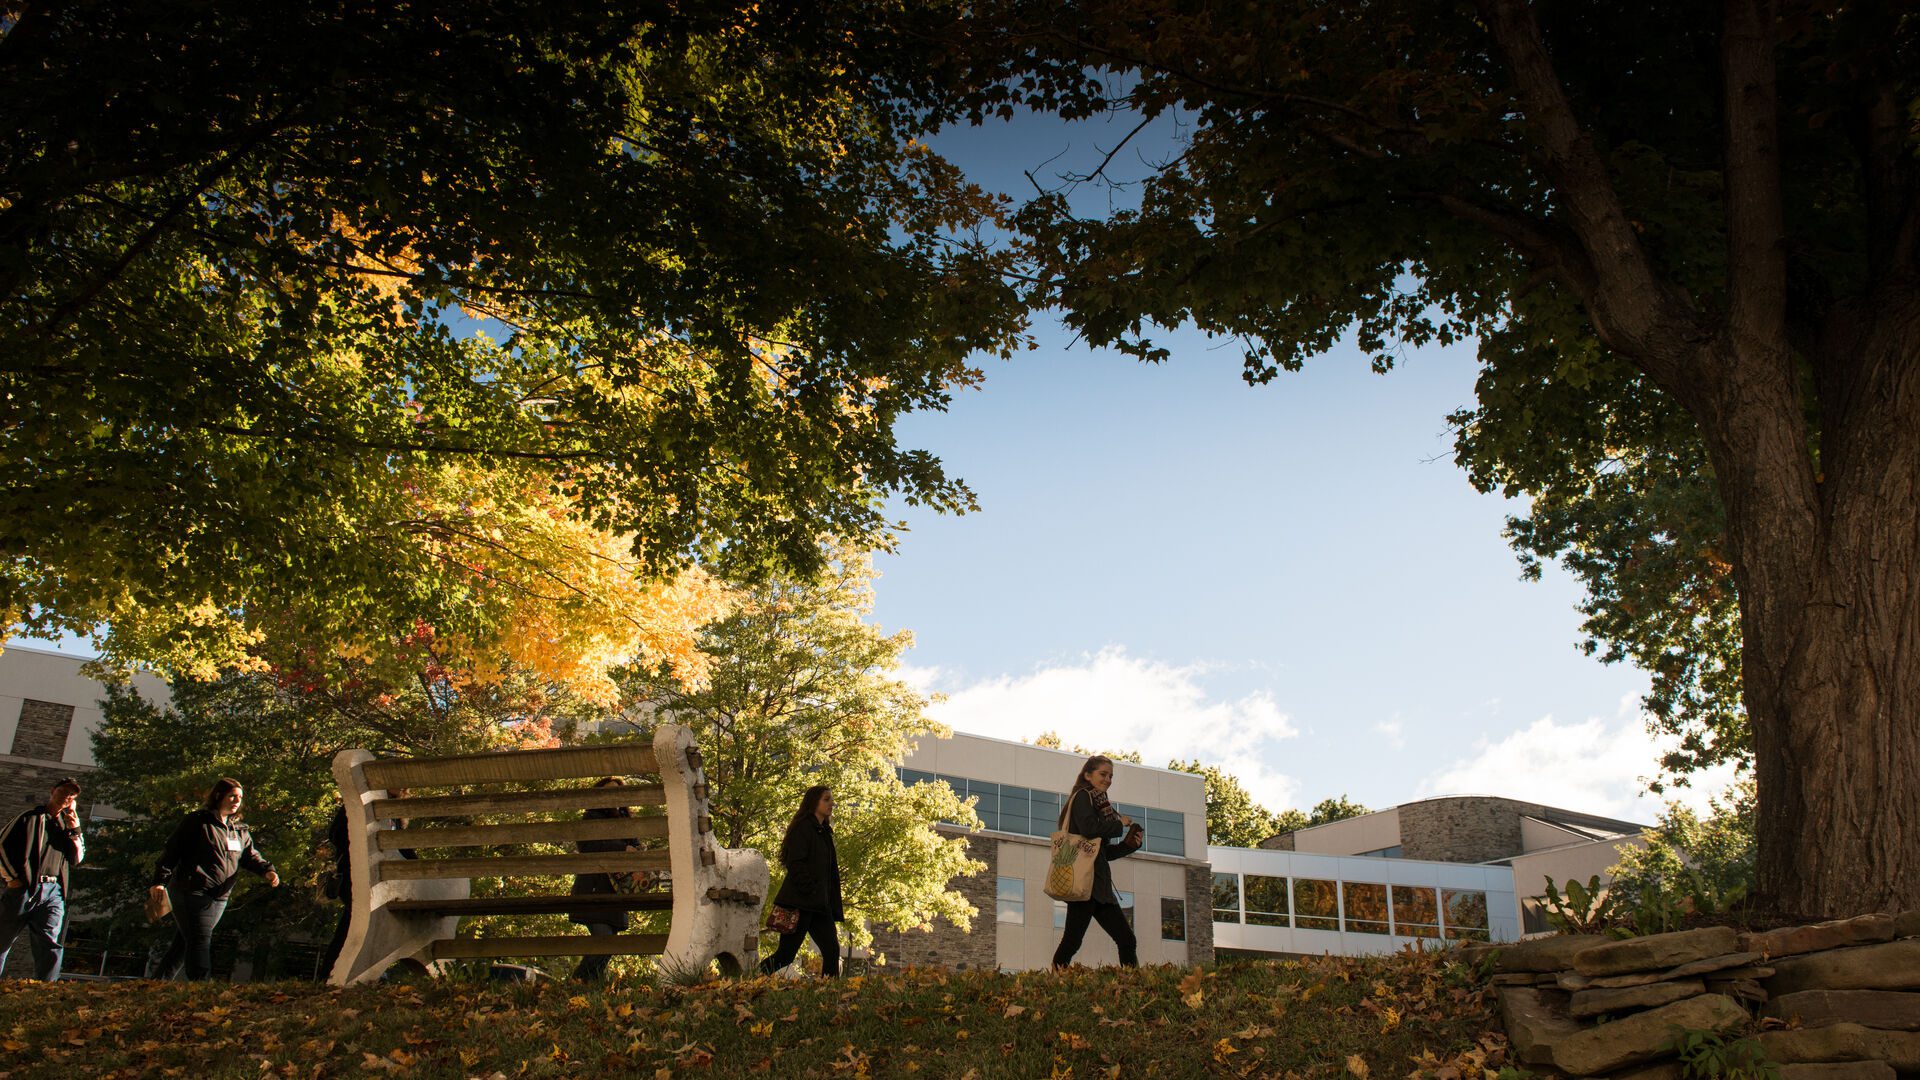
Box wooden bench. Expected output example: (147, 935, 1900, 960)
(326, 724, 766, 984)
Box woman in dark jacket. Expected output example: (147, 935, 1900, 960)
(569, 777, 645, 981)
(146, 778, 279, 981)
(758, 785, 843, 977)
(1051, 755, 1143, 969)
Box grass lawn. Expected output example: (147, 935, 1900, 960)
(0, 949, 1505, 1079)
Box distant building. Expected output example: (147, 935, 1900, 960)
(867, 731, 1215, 971)
(1257, 795, 1649, 934)
(0, 644, 168, 816)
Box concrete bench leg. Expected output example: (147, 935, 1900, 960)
(328, 749, 468, 986)
(655, 724, 769, 977)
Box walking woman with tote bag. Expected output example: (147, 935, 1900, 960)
(1049, 755, 1144, 969)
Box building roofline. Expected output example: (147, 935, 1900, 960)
(1261, 793, 1650, 845)
(929, 728, 1203, 783)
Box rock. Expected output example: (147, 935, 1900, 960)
(1764, 990, 1920, 1031)
(1705, 978, 1768, 1004)
(1570, 979, 1706, 1019)
(1777, 1064, 1896, 1080)
(1756, 1023, 1920, 1070)
(1606, 1063, 1685, 1080)
(1663, 952, 1764, 978)
(1500, 986, 1583, 1067)
(1709, 966, 1776, 981)
(1492, 934, 1613, 974)
(1545, 993, 1749, 1076)
(1576, 928, 1743, 977)
(1768, 939, 1920, 995)
(1896, 909, 1920, 940)
(1743, 914, 1896, 961)
(1494, 972, 1539, 985)
(1561, 971, 1666, 992)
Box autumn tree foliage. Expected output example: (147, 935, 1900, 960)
(0, 1, 1023, 677)
(939, 0, 1919, 916)
(611, 543, 984, 955)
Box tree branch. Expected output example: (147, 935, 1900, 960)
(1477, 0, 1704, 380)
(1720, 0, 1787, 349)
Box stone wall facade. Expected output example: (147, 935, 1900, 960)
(1257, 833, 1296, 851)
(1183, 865, 1215, 967)
(1397, 796, 1548, 863)
(9, 699, 75, 762)
(867, 834, 1000, 971)
(0, 757, 95, 817)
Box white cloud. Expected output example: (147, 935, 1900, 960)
(1375, 717, 1407, 751)
(1417, 696, 1743, 822)
(906, 647, 1301, 810)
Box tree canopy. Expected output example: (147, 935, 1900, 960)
(1, 1, 1023, 676)
(939, 0, 1919, 916)
(612, 543, 983, 953)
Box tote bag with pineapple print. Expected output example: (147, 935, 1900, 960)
(1043, 790, 1100, 902)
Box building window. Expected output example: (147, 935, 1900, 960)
(1243, 874, 1290, 927)
(1293, 878, 1339, 931)
(996, 877, 1025, 926)
(1116, 890, 1134, 929)
(1053, 899, 1068, 929)
(898, 769, 1182, 848)
(1161, 898, 1186, 941)
(1443, 889, 1490, 941)
(1390, 885, 1441, 938)
(1342, 882, 1391, 935)
(1144, 808, 1187, 857)
(1211, 873, 1241, 923)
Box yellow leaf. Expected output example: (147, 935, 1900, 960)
(1348, 1055, 1371, 1079)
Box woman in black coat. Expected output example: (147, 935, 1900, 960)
(758, 785, 843, 977)
(1051, 754, 1144, 968)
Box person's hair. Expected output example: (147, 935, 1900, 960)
(50, 778, 82, 798)
(1071, 755, 1114, 794)
(781, 785, 833, 853)
(202, 777, 244, 817)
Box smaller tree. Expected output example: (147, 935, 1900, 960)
(614, 544, 983, 955)
(1165, 759, 1280, 847)
(1609, 779, 1757, 929)
(1031, 731, 1144, 764)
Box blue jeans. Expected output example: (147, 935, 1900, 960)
(0, 882, 66, 980)
(149, 889, 228, 981)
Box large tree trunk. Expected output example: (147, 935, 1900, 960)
(1706, 283, 1920, 917)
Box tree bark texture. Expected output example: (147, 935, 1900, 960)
(1709, 285, 1920, 918)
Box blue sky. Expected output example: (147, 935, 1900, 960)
(871, 112, 1735, 822)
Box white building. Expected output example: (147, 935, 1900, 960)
(869, 730, 1216, 971)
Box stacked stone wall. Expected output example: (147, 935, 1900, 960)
(1183, 865, 1215, 967)
(866, 835, 999, 971)
(1399, 796, 1547, 863)
(9, 699, 75, 761)
(1483, 912, 1920, 1080)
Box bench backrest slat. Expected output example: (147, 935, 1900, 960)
(362, 743, 659, 789)
(378, 850, 669, 881)
(376, 815, 669, 851)
(370, 784, 664, 820)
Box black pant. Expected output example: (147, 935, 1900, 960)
(151, 889, 227, 981)
(758, 910, 840, 977)
(318, 904, 351, 982)
(1053, 900, 1137, 968)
